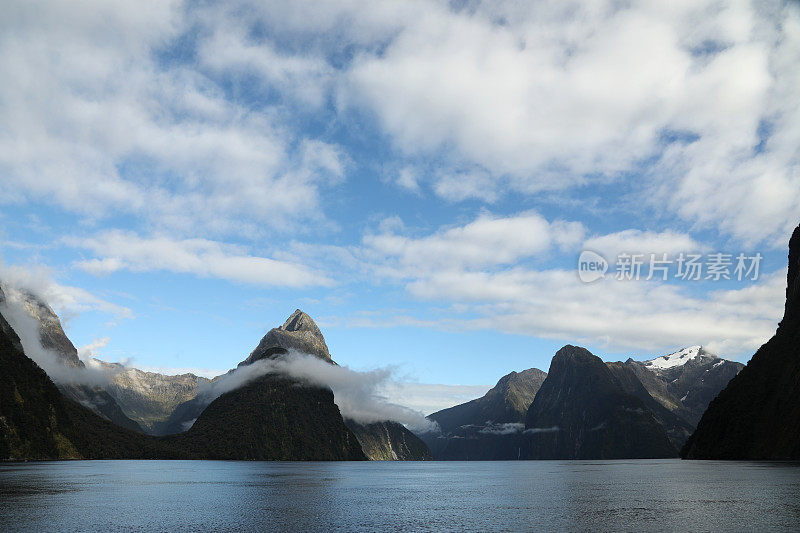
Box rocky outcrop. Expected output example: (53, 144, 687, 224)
(682, 224, 800, 459)
(239, 309, 331, 365)
(421, 367, 546, 460)
(345, 419, 432, 460)
(523, 345, 676, 459)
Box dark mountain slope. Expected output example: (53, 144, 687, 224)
(345, 419, 432, 460)
(606, 361, 695, 449)
(428, 368, 546, 435)
(0, 287, 143, 432)
(172, 375, 366, 461)
(524, 345, 676, 459)
(683, 224, 800, 459)
(0, 304, 180, 460)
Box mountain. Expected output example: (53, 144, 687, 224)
(88, 359, 210, 434)
(0, 297, 368, 461)
(158, 309, 430, 460)
(239, 309, 331, 365)
(523, 345, 677, 459)
(683, 223, 800, 459)
(345, 420, 432, 460)
(627, 347, 744, 426)
(605, 361, 695, 449)
(0, 293, 183, 460)
(420, 368, 546, 460)
(169, 375, 366, 460)
(0, 286, 143, 432)
(429, 368, 547, 435)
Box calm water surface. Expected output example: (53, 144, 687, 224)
(1, 459, 799, 531)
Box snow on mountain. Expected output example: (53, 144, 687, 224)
(642, 346, 715, 371)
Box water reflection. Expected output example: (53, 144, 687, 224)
(1, 460, 799, 531)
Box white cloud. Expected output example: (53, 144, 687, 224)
(70, 231, 333, 288)
(77, 337, 110, 361)
(584, 229, 707, 262)
(0, 0, 346, 236)
(379, 381, 491, 416)
(343, 0, 800, 245)
(197, 350, 438, 431)
(363, 211, 585, 275)
(406, 267, 785, 357)
(395, 167, 421, 193)
(0, 263, 132, 320)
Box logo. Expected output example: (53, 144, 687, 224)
(578, 250, 607, 283)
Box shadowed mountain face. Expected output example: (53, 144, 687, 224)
(170, 375, 366, 461)
(605, 362, 695, 449)
(152, 309, 431, 460)
(625, 349, 744, 426)
(345, 420, 432, 460)
(0, 287, 143, 433)
(683, 224, 800, 460)
(523, 345, 676, 459)
(429, 368, 547, 435)
(239, 309, 331, 365)
(0, 298, 183, 460)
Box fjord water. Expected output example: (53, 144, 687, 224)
(1, 460, 799, 531)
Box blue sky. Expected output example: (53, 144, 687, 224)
(1, 1, 799, 413)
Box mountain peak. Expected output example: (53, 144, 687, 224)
(239, 309, 331, 366)
(280, 309, 322, 335)
(642, 346, 716, 373)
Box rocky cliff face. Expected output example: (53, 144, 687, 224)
(345, 420, 432, 460)
(0, 286, 143, 432)
(89, 360, 210, 433)
(682, 224, 800, 459)
(0, 300, 183, 460)
(239, 309, 331, 365)
(629, 347, 744, 426)
(523, 345, 676, 459)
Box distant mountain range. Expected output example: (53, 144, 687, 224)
(3, 222, 799, 461)
(423, 343, 744, 460)
(0, 297, 428, 461)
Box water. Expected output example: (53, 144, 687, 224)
(1, 460, 799, 532)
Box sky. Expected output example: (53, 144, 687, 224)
(1, 0, 799, 414)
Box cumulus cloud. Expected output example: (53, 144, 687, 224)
(362, 211, 585, 275)
(196, 350, 438, 431)
(407, 267, 785, 357)
(0, 0, 347, 236)
(69, 231, 333, 288)
(77, 337, 110, 361)
(342, 0, 800, 245)
(583, 229, 708, 263)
